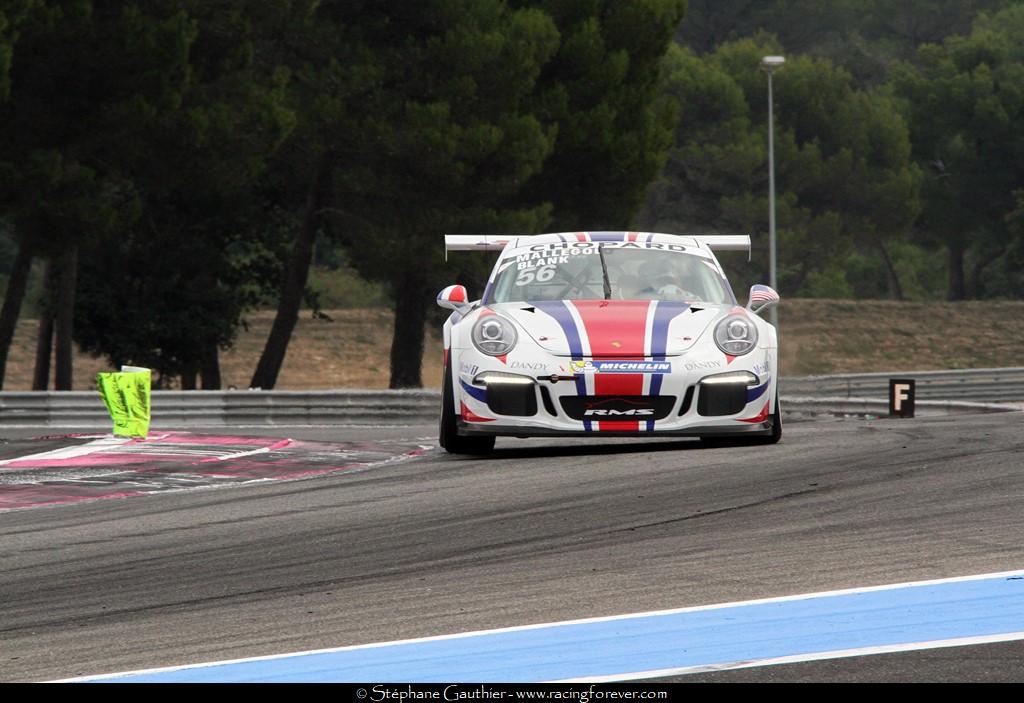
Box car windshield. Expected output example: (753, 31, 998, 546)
(488, 246, 732, 304)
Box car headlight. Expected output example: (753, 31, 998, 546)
(472, 314, 518, 356)
(714, 314, 758, 355)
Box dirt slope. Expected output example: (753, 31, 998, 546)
(2, 300, 1021, 390)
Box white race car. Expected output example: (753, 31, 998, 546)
(436, 231, 781, 454)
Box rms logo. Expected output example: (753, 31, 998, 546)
(584, 408, 655, 416)
(583, 397, 655, 416)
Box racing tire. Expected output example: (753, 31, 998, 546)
(754, 394, 783, 445)
(439, 359, 496, 455)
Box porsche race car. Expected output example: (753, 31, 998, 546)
(436, 231, 781, 454)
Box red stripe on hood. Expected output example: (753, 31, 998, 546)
(570, 300, 649, 431)
(569, 300, 651, 357)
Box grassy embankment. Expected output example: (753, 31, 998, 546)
(2, 299, 1022, 391)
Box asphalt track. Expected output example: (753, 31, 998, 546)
(1, 410, 1023, 682)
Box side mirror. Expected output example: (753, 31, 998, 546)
(746, 284, 779, 315)
(436, 284, 470, 311)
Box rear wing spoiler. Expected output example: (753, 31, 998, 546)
(695, 235, 750, 252)
(696, 235, 751, 261)
(444, 233, 751, 260)
(444, 235, 514, 259)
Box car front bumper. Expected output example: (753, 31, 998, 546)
(451, 345, 777, 437)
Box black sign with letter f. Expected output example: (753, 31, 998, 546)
(889, 379, 915, 418)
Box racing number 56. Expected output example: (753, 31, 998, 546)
(515, 265, 555, 287)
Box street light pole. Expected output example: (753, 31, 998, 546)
(761, 55, 784, 329)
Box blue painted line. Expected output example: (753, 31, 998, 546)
(88, 573, 1024, 683)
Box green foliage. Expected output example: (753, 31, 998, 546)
(677, 0, 856, 55)
(845, 242, 947, 300)
(16, 0, 1024, 389)
(676, 0, 1015, 87)
(642, 38, 921, 298)
(44, 1, 296, 376)
(0, 2, 145, 256)
(3, 1, 689, 387)
(0, 0, 39, 102)
(800, 265, 854, 299)
(655, 0, 1024, 298)
(306, 267, 390, 309)
(297, 0, 562, 293)
(515, 0, 688, 230)
(0, 220, 16, 275)
(889, 4, 1024, 298)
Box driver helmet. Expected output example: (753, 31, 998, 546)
(639, 257, 678, 289)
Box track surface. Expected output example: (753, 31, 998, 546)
(1, 412, 1022, 682)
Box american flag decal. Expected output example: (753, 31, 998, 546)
(749, 285, 779, 304)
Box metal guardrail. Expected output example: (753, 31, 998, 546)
(781, 367, 1024, 403)
(0, 390, 441, 428)
(0, 368, 1020, 428)
(782, 396, 1014, 418)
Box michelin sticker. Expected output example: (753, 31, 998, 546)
(570, 360, 672, 374)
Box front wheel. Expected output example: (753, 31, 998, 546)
(439, 359, 496, 455)
(756, 395, 783, 445)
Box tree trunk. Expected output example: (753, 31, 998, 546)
(201, 339, 221, 390)
(249, 156, 332, 390)
(32, 316, 54, 391)
(876, 239, 904, 301)
(948, 240, 966, 301)
(32, 260, 55, 391)
(790, 261, 810, 297)
(54, 245, 78, 390)
(969, 247, 1003, 298)
(181, 366, 197, 390)
(389, 269, 429, 389)
(0, 241, 33, 389)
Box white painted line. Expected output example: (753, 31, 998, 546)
(0, 435, 132, 466)
(200, 439, 293, 462)
(57, 567, 1024, 682)
(347, 444, 434, 469)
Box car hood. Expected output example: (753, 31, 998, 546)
(490, 300, 732, 357)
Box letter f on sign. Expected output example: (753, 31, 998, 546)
(889, 378, 915, 418)
(894, 384, 909, 411)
